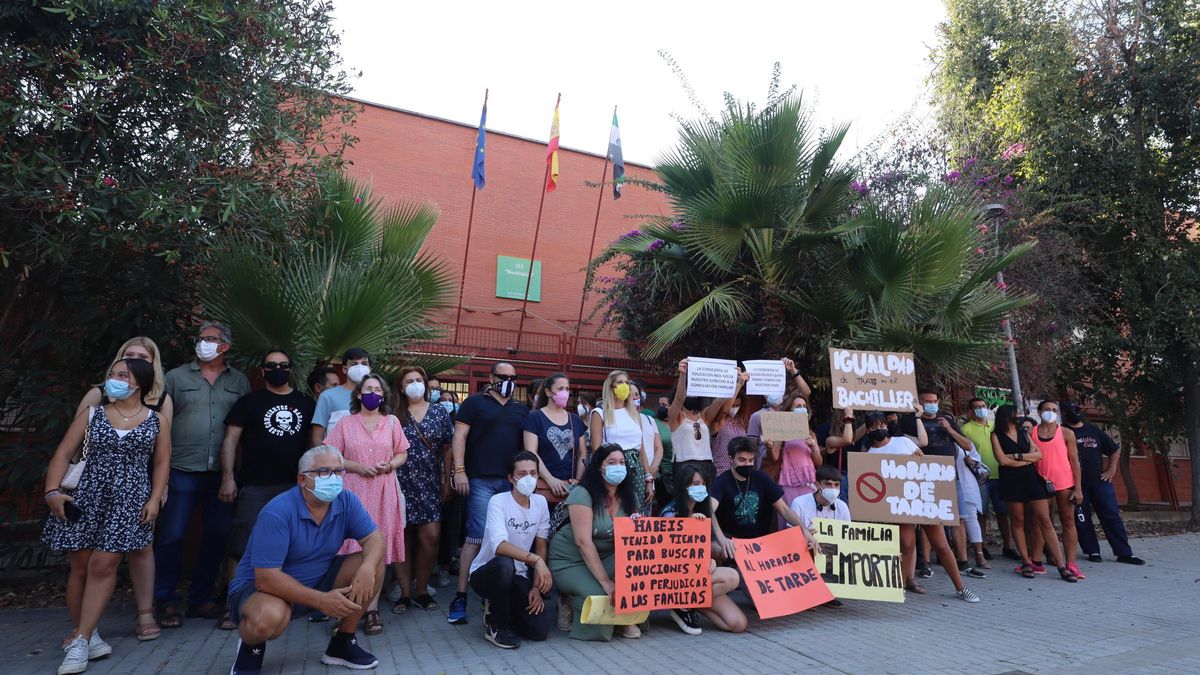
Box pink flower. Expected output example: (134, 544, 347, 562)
(1001, 143, 1027, 160)
(354, 196, 362, 204)
(975, 247, 985, 255)
(101, 176, 115, 188)
(977, 223, 989, 234)
(995, 280, 1008, 291)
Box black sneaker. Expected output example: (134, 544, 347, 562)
(308, 611, 330, 623)
(322, 632, 379, 670)
(483, 622, 521, 649)
(1087, 553, 1103, 563)
(1116, 555, 1146, 565)
(1002, 548, 1021, 561)
(230, 639, 265, 675)
(669, 608, 702, 635)
(917, 563, 933, 579)
(823, 598, 845, 608)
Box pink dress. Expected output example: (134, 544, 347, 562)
(325, 413, 410, 563)
(778, 438, 817, 528)
(712, 417, 747, 477)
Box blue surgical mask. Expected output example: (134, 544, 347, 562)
(974, 408, 988, 419)
(429, 388, 442, 403)
(306, 473, 343, 502)
(104, 378, 134, 401)
(440, 401, 456, 414)
(923, 403, 940, 416)
(686, 485, 708, 503)
(765, 394, 784, 407)
(603, 464, 627, 485)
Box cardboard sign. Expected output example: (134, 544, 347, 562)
(759, 411, 811, 442)
(828, 348, 917, 412)
(580, 595, 648, 625)
(848, 453, 958, 525)
(614, 517, 710, 613)
(686, 357, 738, 398)
(733, 528, 834, 619)
(813, 518, 904, 602)
(743, 359, 787, 396)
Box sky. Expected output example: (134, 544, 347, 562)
(332, 0, 947, 166)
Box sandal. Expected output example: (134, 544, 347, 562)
(156, 605, 183, 629)
(217, 608, 237, 631)
(390, 597, 411, 614)
(136, 609, 161, 641)
(364, 610, 384, 635)
(904, 581, 926, 595)
(413, 594, 439, 611)
(975, 559, 991, 570)
(1058, 566, 1078, 583)
(1017, 563, 1035, 579)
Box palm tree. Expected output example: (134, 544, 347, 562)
(201, 171, 463, 380)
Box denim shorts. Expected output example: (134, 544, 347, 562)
(228, 554, 345, 624)
(465, 476, 513, 544)
(983, 479, 1006, 516)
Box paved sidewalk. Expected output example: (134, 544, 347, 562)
(5, 532, 1198, 674)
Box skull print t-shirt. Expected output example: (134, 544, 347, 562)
(224, 388, 316, 486)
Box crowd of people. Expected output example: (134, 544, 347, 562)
(39, 326, 1147, 674)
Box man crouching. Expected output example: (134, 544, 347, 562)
(228, 445, 385, 673)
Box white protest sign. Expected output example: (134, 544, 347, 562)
(686, 357, 738, 398)
(743, 359, 787, 396)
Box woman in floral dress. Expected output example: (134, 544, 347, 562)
(323, 372, 409, 635)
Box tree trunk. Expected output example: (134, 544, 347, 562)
(1119, 436, 1139, 506)
(1185, 362, 1200, 525)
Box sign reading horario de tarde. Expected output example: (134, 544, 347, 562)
(848, 453, 959, 525)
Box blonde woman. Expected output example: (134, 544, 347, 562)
(587, 370, 651, 509)
(73, 337, 172, 642)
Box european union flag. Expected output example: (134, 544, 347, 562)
(472, 91, 488, 190)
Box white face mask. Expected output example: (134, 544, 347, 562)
(515, 474, 537, 497)
(405, 381, 426, 400)
(819, 487, 840, 504)
(346, 363, 370, 384)
(794, 407, 808, 415)
(195, 340, 220, 362)
(1041, 410, 1058, 424)
(765, 394, 784, 408)
(576, 403, 588, 416)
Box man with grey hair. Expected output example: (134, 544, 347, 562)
(228, 445, 385, 673)
(155, 320, 251, 629)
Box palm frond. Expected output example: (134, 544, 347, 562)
(644, 283, 751, 358)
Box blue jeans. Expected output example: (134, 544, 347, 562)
(839, 471, 850, 504)
(465, 477, 513, 544)
(1077, 477, 1133, 557)
(154, 469, 235, 606)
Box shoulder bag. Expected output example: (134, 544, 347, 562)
(61, 406, 95, 491)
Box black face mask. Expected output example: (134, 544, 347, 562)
(868, 429, 889, 444)
(493, 379, 515, 398)
(656, 405, 669, 421)
(1062, 409, 1083, 425)
(734, 465, 753, 478)
(886, 421, 900, 436)
(264, 369, 291, 387)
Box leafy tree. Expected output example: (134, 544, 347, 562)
(933, 0, 1200, 519)
(0, 0, 356, 517)
(202, 173, 462, 380)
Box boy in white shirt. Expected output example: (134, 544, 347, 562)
(790, 465, 852, 529)
(467, 451, 553, 649)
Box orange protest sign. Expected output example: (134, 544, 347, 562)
(733, 527, 834, 619)
(614, 517, 711, 614)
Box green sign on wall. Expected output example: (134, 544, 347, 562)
(495, 255, 541, 302)
(974, 386, 1013, 409)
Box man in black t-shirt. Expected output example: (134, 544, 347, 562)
(711, 437, 818, 562)
(1062, 403, 1144, 564)
(219, 349, 315, 571)
(448, 361, 530, 625)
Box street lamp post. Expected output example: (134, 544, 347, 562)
(981, 203, 1025, 414)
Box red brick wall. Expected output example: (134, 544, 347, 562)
(342, 100, 670, 337)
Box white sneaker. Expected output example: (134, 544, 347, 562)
(87, 629, 112, 660)
(58, 636, 89, 675)
(384, 582, 403, 604)
(426, 584, 437, 597)
(957, 588, 981, 603)
(619, 623, 641, 639)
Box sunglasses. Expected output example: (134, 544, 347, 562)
(494, 374, 517, 382)
(262, 362, 292, 371)
(693, 421, 702, 441)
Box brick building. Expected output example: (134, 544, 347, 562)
(342, 97, 673, 397)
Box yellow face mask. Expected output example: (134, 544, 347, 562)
(612, 382, 630, 401)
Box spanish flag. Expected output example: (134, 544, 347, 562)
(546, 93, 560, 193)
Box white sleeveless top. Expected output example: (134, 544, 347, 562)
(593, 407, 643, 451)
(671, 415, 713, 462)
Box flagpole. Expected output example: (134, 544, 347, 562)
(453, 184, 477, 343)
(515, 162, 551, 351)
(569, 156, 609, 365)
(456, 89, 488, 344)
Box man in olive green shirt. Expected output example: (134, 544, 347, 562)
(154, 321, 251, 627)
(961, 397, 1015, 559)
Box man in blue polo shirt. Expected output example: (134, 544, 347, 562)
(227, 445, 385, 674)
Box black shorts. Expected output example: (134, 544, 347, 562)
(227, 555, 346, 624)
(228, 484, 293, 560)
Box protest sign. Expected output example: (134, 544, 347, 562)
(759, 411, 810, 442)
(580, 596, 648, 625)
(743, 359, 787, 396)
(733, 528, 834, 619)
(828, 348, 917, 412)
(848, 453, 958, 525)
(813, 518, 904, 602)
(686, 357, 738, 398)
(614, 517, 710, 613)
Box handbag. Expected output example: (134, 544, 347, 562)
(1043, 477, 1056, 497)
(60, 406, 95, 491)
(966, 456, 990, 486)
